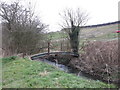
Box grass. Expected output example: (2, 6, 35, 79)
(82, 32, 117, 41)
(86, 33, 118, 41)
(1, 56, 117, 88)
(47, 31, 68, 40)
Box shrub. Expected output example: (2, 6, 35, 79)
(70, 40, 119, 84)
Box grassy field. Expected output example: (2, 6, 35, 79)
(46, 24, 118, 52)
(47, 31, 68, 40)
(47, 23, 119, 41)
(1, 56, 117, 88)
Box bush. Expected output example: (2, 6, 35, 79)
(2, 56, 17, 64)
(70, 40, 119, 84)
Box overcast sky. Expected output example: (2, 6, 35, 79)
(1, 0, 120, 32)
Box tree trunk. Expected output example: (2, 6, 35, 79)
(69, 27, 79, 54)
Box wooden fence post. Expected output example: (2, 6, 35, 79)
(60, 42, 63, 51)
(48, 42, 50, 55)
(66, 42, 69, 51)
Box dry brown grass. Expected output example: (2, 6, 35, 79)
(39, 70, 50, 77)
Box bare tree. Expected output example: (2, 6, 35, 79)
(0, 1, 48, 57)
(60, 8, 88, 54)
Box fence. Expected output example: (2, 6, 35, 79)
(39, 39, 72, 53)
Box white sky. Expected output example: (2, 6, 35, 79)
(1, 0, 120, 32)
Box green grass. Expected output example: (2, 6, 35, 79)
(47, 31, 68, 40)
(47, 27, 118, 41)
(2, 56, 117, 88)
(87, 33, 118, 41)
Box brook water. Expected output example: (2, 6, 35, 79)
(35, 59, 95, 80)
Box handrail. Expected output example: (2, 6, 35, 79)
(30, 51, 79, 60)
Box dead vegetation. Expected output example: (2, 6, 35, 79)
(69, 40, 119, 84)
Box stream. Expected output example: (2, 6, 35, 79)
(35, 59, 93, 80)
